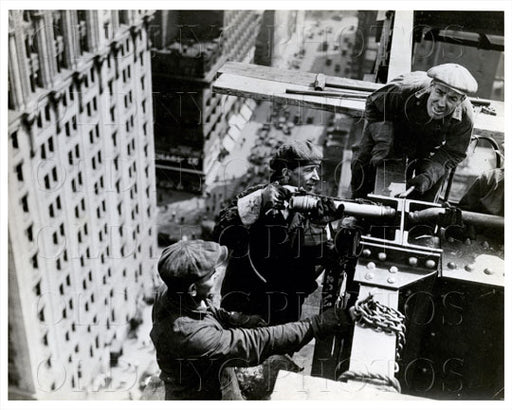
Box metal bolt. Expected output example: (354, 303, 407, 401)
(484, 268, 494, 275)
(389, 266, 398, 273)
(367, 262, 376, 270)
(387, 276, 396, 284)
(447, 262, 457, 269)
(362, 249, 372, 257)
(408, 257, 418, 266)
(465, 264, 474, 272)
(365, 272, 374, 280)
(378, 252, 387, 261)
(425, 259, 436, 269)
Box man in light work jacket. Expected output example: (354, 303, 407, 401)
(150, 239, 352, 400)
(351, 63, 478, 202)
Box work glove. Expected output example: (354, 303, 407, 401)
(408, 173, 431, 194)
(368, 121, 394, 167)
(261, 182, 291, 216)
(310, 306, 352, 338)
(310, 197, 344, 224)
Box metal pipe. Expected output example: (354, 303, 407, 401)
(408, 207, 504, 230)
(333, 200, 397, 219)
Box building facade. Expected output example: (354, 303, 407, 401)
(8, 10, 158, 399)
(151, 10, 261, 194)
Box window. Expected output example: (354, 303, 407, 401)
(44, 175, 50, 189)
(65, 122, 70, 136)
(52, 167, 58, 182)
(15, 163, 23, 182)
(66, 275, 71, 286)
(41, 144, 47, 159)
(112, 131, 117, 147)
(11, 131, 19, 149)
(32, 253, 38, 268)
(56, 196, 61, 209)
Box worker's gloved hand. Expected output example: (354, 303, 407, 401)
(439, 204, 463, 228)
(368, 121, 394, 167)
(261, 182, 291, 215)
(310, 197, 344, 224)
(408, 173, 431, 194)
(310, 306, 351, 338)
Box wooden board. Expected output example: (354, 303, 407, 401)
(213, 72, 367, 116)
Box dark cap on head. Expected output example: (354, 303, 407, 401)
(427, 63, 478, 95)
(157, 240, 228, 289)
(269, 139, 322, 171)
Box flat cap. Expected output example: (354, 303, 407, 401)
(157, 240, 228, 287)
(269, 139, 322, 170)
(427, 63, 478, 94)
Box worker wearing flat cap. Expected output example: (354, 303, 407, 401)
(351, 63, 478, 201)
(150, 239, 351, 400)
(213, 139, 344, 325)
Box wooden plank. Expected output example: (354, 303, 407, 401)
(213, 72, 366, 116)
(218, 62, 382, 92)
(387, 11, 414, 82)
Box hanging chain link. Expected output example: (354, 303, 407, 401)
(352, 294, 406, 361)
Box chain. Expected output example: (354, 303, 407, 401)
(352, 294, 406, 361)
(338, 370, 401, 393)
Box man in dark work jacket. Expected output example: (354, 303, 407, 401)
(214, 139, 342, 325)
(351, 63, 478, 202)
(150, 239, 351, 400)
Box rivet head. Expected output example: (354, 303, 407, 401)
(367, 262, 376, 270)
(447, 262, 457, 269)
(408, 257, 418, 266)
(362, 249, 372, 257)
(378, 252, 387, 261)
(425, 259, 436, 269)
(387, 276, 396, 284)
(484, 268, 494, 275)
(389, 266, 398, 273)
(365, 272, 374, 280)
(465, 264, 474, 272)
